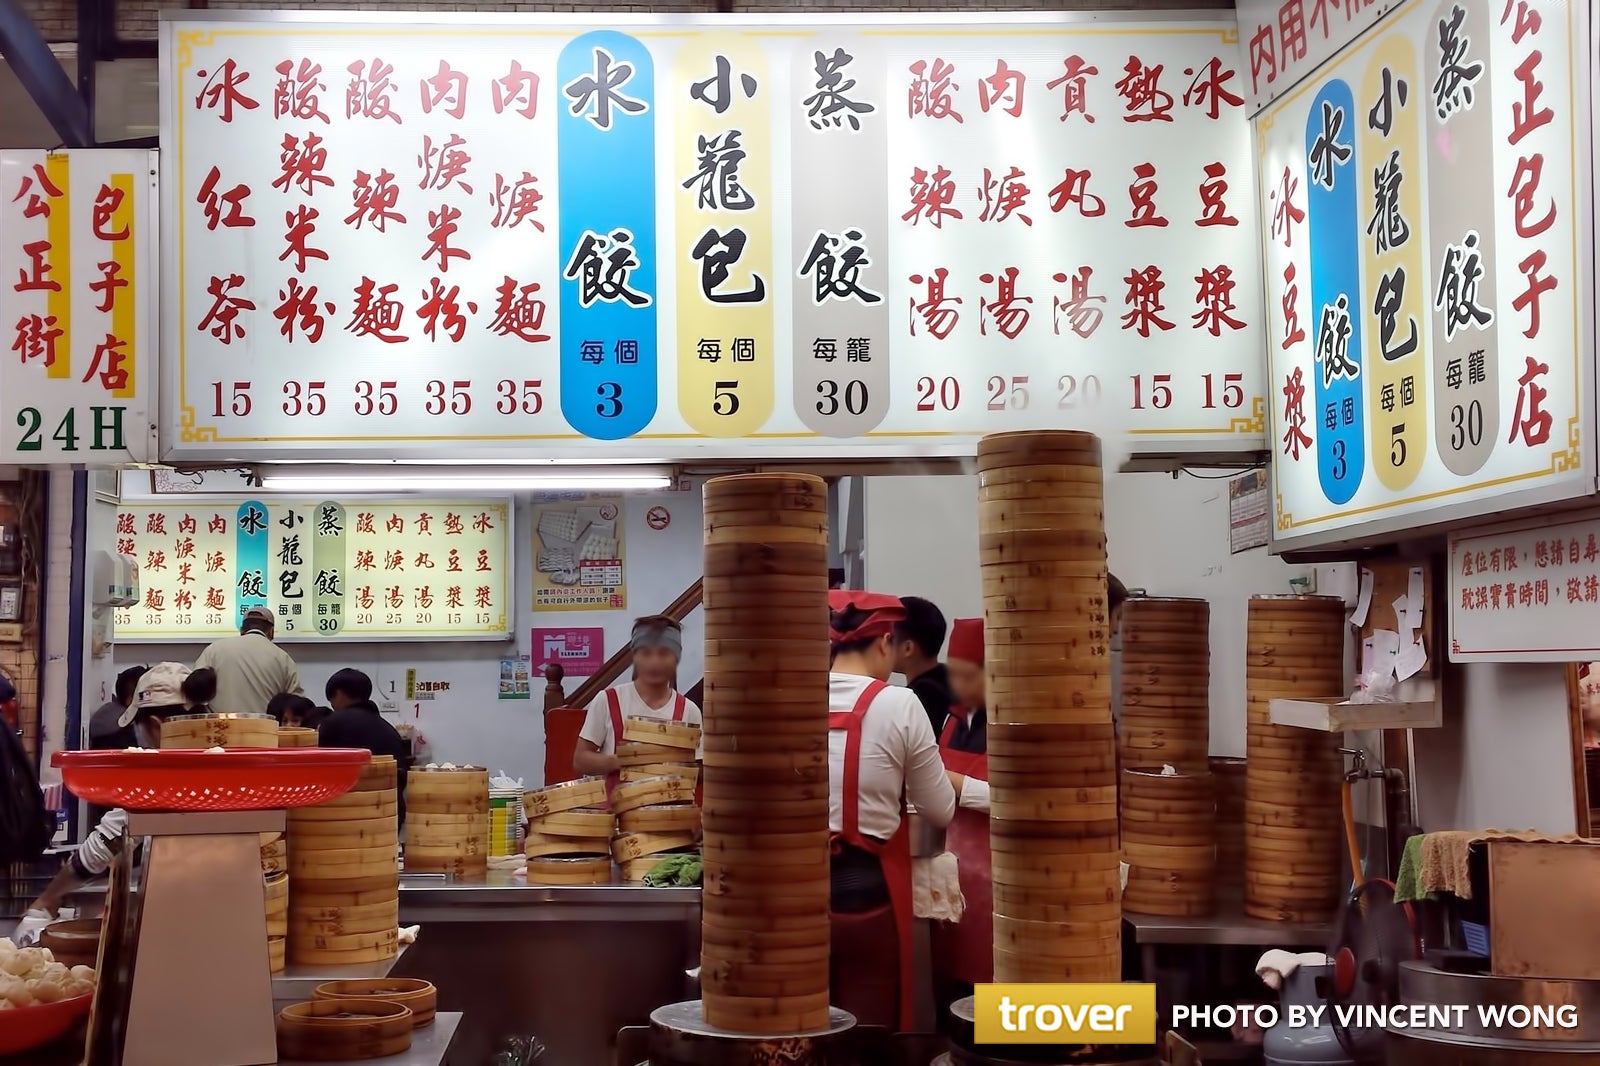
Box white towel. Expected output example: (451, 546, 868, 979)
(913, 851, 965, 921)
(1120, 861, 1129, 893)
(1255, 949, 1329, 990)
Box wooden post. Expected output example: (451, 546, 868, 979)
(542, 662, 566, 713)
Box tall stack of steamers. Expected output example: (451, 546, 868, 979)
(977, 431, 1120, 983)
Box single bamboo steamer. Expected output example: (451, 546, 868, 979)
(701, 893, 831, 921)
(276, 998, 412, 1060)
(996, 898, 1122, 925)
(703, 857, 830, 884)
(699, 966, 827, 999)
(987, 721, 1116, 748)
(290, 812, 397, 837)
(261, 839, 288, 873)
(619, 717, 701, 750)
(989, 864, 1121, 894)
(702, 472, 826, 505)
(990, 816, 1121, 842)
(988, 699, 1113, 726)
(520, 854, 612, 885)
(269, 936, 286, 973)
(160, 713, 278, 749)
(992, 930, 1123, 961)
(976, 428, 1103, 463)
(991, 841, 1121, 868)
(408, 767, 489, 799)
(702, 911, 830, 937)
(986, 768, 1117, 791)
(701, 940, 832, 968)
(976, 458, 1104, 483)
(292, 792, 399, 819)
(700, 732, 826, 755)
(702, 931, 831, 958)
(294, 926, 400, 955)
(702, 867, 832, 899)
(1122, 841, 1216, 872)
(978, 540, 1107, 568)
(291, 852, 398, 882)
(611, 831, 697, 862)
(314, 979, 435, 1028)
(623, 763, 701, 784)
(703, 549, 829, 583)
(702, 588, 829, 611)
(994, 949, 1119, 983)
(265, 871, 289, 905)
(278, 727, 318, 748)
(291, 898, 399, 925)
(525, 831, 611, 858)
(618, 803, 700, 835)
(293, 872, 401, 896)
(292, 886, 399, 909)
(700, 812, 825, 837)
(701, 835, 831, 861)
(702, 991, 832, 1036)
(290, 908, 397, 937)
(618, 855, 672, 882)
(616, 742, 691, 766)
(292, 828, 399, 852)
(267, 916, 288, 938)
(990, 795, 1117, 823)
(986, 752, 1118, 776)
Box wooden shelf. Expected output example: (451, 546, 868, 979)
(1269, 680, 1442, 732)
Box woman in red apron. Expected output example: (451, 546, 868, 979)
(931, 618, 993, 1005)
(827, 590, 958, 1031)
(571, 616, 701, 797)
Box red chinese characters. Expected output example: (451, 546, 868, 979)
(273, 132, 333, 197)
(347, 58, 402, 124)
(198, 274, 256, 345)
(978, 267, 1032, 339)
(904, 165, 963, 228)
(1121, 266, 1174, 337)
(908, 58, 963, 123)
(1115, 57, 1173, 122)
(1280, 366, 1313, 460)
(1046, 56, 1098, 123)
(195, 59, 259, 123)
(274, 59, 331, 124)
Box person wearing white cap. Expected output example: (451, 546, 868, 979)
(572, 615, 701, 793)
(195, 606, 303, 715)
(15, 663, 212, 945)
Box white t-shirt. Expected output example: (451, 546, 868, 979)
(828, 672, 957, 841)
(578, 681, 703, 755)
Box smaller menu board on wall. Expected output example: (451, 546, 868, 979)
(531, 494, 626, 612)
(112, 498, 511, 641)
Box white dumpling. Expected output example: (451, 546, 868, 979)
(29, 981, 63, 1004)
(4, 981, 35, 1008)
(0, 953, 31, 977)
(69, 965, 95, 982)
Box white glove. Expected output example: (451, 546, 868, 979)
(14, 909, 51, 948)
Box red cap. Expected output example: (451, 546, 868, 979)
(828, 590, 905, 645)
(948, 618, 983, 665)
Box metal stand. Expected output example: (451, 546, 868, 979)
(644, 1000, 859, 1065)
(941, 996, 1159, 1066)
(122, 810, 285, 1066)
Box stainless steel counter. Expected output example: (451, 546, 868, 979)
(392, 872, 700, 1066)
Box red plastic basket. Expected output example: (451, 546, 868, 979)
(0, 993, 93, 1055)
(52, 749, 372, 812)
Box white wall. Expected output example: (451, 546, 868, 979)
(111, 484, 707, 787)
(865, 469, 1301, 756)
(1412, 662, 1577, 834)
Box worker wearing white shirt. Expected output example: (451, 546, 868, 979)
(827, 590, 957, 1032)
(573, 616, 702, 793)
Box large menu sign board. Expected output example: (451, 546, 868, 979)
(0, 150, 157, 464)
(113, 499, 511, 642)
(160, 12, 1263, 463)
(1259, 0, 1594, 550)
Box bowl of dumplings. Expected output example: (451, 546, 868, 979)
(0, 938, 96, 1055)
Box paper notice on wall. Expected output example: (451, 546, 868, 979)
(1391, 596, 1410, 634)
(532, 494, 627, 612)
(1368, 630, 1400, 679)
(498, 656, 532, 701)
(1351, 569, 1374, 626)
(1228, 470, 1270, 554)
(1395, 640, 1428, 682)
(1407, 567, 1425, 629)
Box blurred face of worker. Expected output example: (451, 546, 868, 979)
(634, 644, 678, 688)
(948, 657, 985, 711)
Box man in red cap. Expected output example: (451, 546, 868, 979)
(827, 589, 957, 1031)
(932, 617, 992, 1002)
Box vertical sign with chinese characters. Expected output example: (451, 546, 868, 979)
(0, 151, 156, 463)
(1450, 515, 1600, 662)
(675, 37, 774, 438)
(163, 13, 1264, 463)
(1235, 0, 1390, 115)
(1259, 0, 1592, 549)
(112, 500, 510, 640)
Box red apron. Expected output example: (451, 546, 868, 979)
(829, 680, 916, 1032)
(605, 689, 686, 797)
(933, 712, 992, 986)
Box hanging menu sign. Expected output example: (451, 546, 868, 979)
(112, 499, 511, 641)
(160, 12, 1264, 464)
(1259, 0, 1593, 550)
(0, 150, 157, 463)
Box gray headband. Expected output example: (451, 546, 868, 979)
(631, 622, 682, 657)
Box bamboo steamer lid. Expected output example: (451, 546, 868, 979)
(278, 726, 318, 748)
(618, 803, 700, 835)
(621, 764, 700, 784)
(610, 776, 695, 813)
(526, 855, 613, 886)
(160, 713, 278, 750)
(527, 806, 616, 839)
(352, 757, 396, 793)
(276, 998, 412, 1060)
(314, 979, 436, 1028)
(976, 429, 1102, 469)
(408, 767, 489, 804)
(612, 831, 698, 862)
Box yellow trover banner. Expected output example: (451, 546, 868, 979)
(975, 984, 1156, 1045)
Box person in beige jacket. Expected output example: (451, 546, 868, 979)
(195, 606, 303, 714)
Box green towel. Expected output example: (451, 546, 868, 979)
(643, 852, 702, 887)
(1394, 833, 1429, 902)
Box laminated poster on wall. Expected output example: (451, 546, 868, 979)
(532, 627, 606, 679)
(498, 655, 532, 700)
(531, 494, 626, 612)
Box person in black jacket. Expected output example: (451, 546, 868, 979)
(320, 669, 410, 825)
(892, 596, 954, 735)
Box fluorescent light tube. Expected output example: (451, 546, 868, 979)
(258, 471, 672, 493)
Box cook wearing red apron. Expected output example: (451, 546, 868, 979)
(826, 590, 957, 1032)
(932, 617, 992, 990)
(571, 616, 701, 793)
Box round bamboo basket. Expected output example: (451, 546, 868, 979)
(523, 777, 608, 817)
(527, 807, 614, 839)
(354, 756, 396, 793)
(276, 999, 412, 1060)
(525, 830, 611, 858)
(611, 831, 698, 863)
(525, 855, 612, 886)
(160, 712, 278, 750)
(618, 803, 700, 835)
(979, 430, 1119, 984)
(700, 472, 830, 1035)
(1119, 597, 1210, 770)
(407, 767, 489, 877)
(314, 979, 436, 1028)
(619, 852, 697, 882)
(288, 774, 399, 967)
(1120, 767, 1216, 917)
(1243, 595, 1346, 922)
(278, 727, 318, 748)
(611, 776, 695, 813)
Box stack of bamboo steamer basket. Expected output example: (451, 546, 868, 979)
(523, 776, 614, 885)
(160, 712, 278, 749)
(698, 472, 831, 1034)
(1120, 767, 1216, 916)
(978, 431, 1120, 983)
(287, 755, 399, 967)
(1211, 756, 1247, 896)
(612, 768, 699, 881)
(278, 726, 318, 748)
(262, 831, 288, 974)
(1245, 595, 1347, 921)
(618, 717, 701, 787)
(1119, 596, 1211, 769)
(405, 766, 490, 879)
